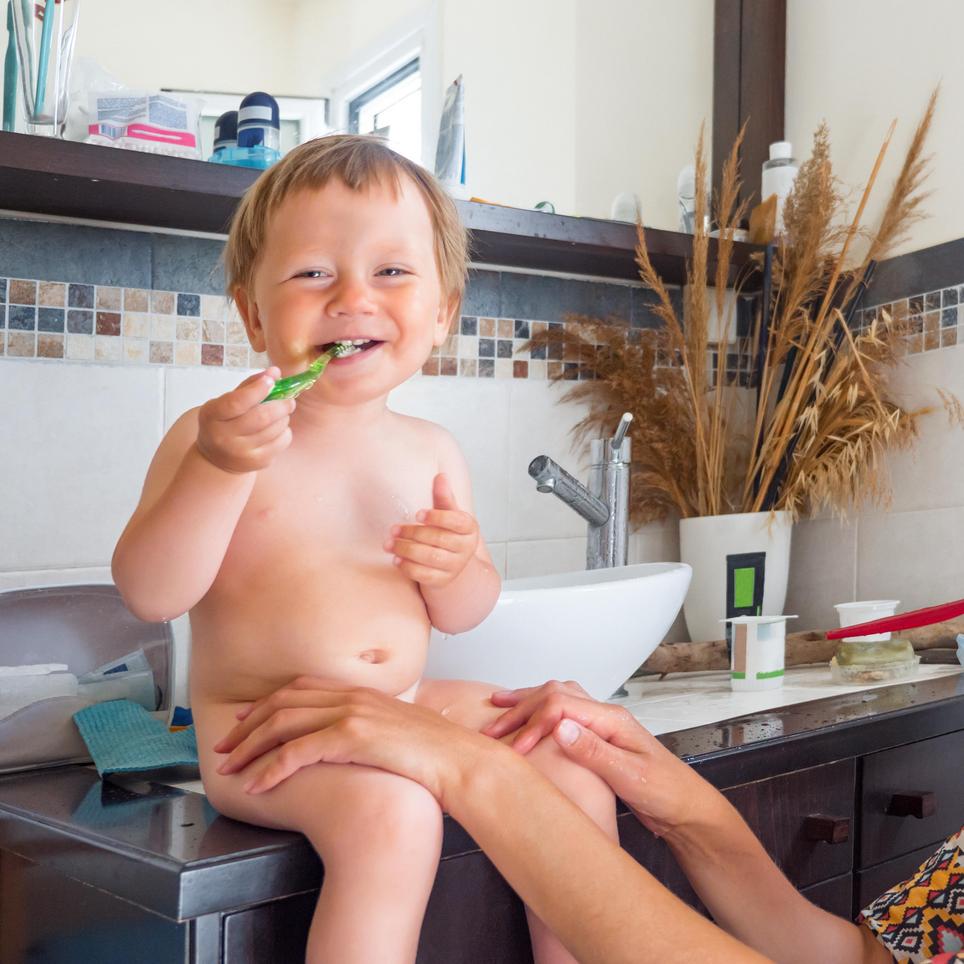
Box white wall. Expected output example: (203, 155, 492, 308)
(290, 0, 431, 97)
(437, 0, 579, 213)
(574, 0, 714, 226)
(75, 0, 301, 95)
(787, 0, 964, 254)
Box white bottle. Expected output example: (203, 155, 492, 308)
(761, 141, 798, 236)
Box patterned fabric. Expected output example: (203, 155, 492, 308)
(859, 827, 964, 963)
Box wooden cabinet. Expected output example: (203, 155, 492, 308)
(723, 760, 855, 888)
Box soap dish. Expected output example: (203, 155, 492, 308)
(830, 654, 920, 685)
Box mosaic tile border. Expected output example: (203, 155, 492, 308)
(858, 285, 964, 354)
(0, 276, 604, 380)
(3, 274, 961, 379)
(0, 278, 261, 369)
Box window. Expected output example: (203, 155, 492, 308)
(348, 59, 421, 164)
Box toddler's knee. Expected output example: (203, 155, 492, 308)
(530, 739, 616, 806)
(322, 774, 444, 861)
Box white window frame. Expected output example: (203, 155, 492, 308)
(326, 2, 441, 170)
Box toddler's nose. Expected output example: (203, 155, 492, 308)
(328, 278, 376, 317)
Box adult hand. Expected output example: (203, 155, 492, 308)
(212, 677, 491, 805)
(196, 368, 295, 474)
(483, 681, 717, 837)
(385, 473, 480, 588)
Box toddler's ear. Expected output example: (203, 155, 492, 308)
(432, 294, 461, 347)
(234, 286, 267, 353)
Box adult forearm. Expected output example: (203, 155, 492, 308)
(665, 794, 876, 964)
(444, 743, 768, 964)
(112, 444, 255, 621)
(421, 554, 501, 634)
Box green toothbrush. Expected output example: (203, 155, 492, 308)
(261, 342, 352, 402)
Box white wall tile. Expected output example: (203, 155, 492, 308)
(857, 505, 964, 611)
(486, 542, 507, 578)
(1, 361, 163, 570)
(506, 537, 587, 580)
(878, 345, 964, 514)
(390, 376, 511, 543)
(163, 365, 255, 432)
(507, 380, 593, 541)
(628, 522, 680, 564)
(785, 517, 857, 631)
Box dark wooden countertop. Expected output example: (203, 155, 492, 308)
(0, 671, 961, 922)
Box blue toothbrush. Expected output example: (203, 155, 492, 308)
(3, 1, 16, 131)
(34, 0, 54, 116)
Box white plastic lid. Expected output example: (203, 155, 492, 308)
(769, 141, 793, 160)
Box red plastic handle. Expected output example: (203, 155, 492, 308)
(825, 597, 964, 639)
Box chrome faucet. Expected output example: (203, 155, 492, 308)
(528, 413, 633, 570)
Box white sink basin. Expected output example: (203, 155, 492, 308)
(427, 562, 692, 700)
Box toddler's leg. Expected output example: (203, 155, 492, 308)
(417, 680, 618, 964)
(195, 701, 443, 964)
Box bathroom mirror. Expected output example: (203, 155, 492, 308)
(41, 0, 713, 231)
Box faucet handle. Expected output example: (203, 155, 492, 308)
(591, 411, 633, 464)
(611, 412, 633, 453)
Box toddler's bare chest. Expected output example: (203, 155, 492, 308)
(228, 458, 430, 569)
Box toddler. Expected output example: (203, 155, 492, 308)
(113, 135, 616, 964)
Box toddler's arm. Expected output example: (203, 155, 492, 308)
(112, 369, 293, 621)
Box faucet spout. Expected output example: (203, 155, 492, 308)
(527, 412, 633, 570)
(528, 456, 610, 527)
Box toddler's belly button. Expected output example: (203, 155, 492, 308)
(357, 648, 389, 664)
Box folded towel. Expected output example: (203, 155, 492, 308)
(73, 699, 198, 776)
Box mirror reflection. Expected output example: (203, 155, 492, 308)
(4, 0, 713, 229)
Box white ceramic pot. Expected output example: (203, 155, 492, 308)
(679, 511, 793, 642)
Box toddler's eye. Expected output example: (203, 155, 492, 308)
(379, 267, 408, 277)
(298, 270, 325, 279)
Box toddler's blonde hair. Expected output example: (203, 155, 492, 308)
(224, 134, 469, 308)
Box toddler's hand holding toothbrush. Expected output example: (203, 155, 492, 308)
(196, 368, 295, 474)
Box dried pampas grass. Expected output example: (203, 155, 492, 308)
(530, 89, 961, 526)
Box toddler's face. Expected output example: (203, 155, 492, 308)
(237, 175, 455, 405)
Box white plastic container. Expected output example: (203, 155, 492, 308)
(761, 141, 798, 235)
(724, 615, 796, 691)
(0, 664, 78, 720)
(834, 600, 900, 642)
(77, 670, 156, 711)
(830, 599, 918, 684)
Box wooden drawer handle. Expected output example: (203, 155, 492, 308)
(804, 814, 851, 844)
(886, 791, 937, 819)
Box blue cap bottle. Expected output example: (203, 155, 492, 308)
(215, 92, 282, 170)
(208, 110, 238, 164)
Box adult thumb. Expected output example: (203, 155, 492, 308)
(553, 718, 622, 785)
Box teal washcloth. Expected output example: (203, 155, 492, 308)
(73, 699, 198, 776)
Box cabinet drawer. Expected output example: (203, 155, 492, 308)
(860, 728, 964, 868)
(856, 841, 939, 912)
(724, 759, 856, 888)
